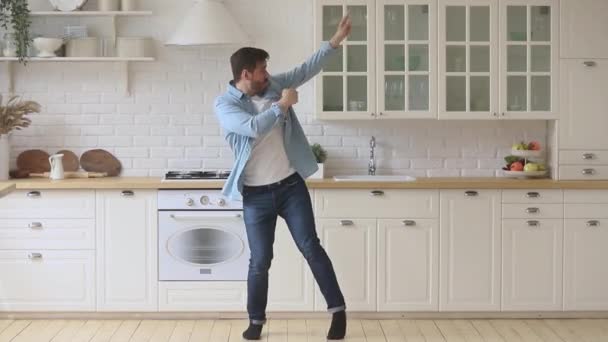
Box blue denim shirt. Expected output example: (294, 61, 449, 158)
(214, 42, 337, 200)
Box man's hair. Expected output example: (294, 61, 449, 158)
(230, 47, 269, 81)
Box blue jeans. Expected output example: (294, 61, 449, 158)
(242, 172, 346, 324)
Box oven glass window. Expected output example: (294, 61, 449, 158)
(168, 228, 244, 265)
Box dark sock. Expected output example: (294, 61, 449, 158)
(327, 310, 347, 340)
(242, 323, 263, 340)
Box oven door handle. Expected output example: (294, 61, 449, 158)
(169, 213, 243, 220)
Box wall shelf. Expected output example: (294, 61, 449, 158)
(30, 11, 153, 16)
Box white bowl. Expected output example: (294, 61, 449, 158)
(510, 149, 543, 158)
(33, 38, 64, 58)
(503, 170, 548, 178)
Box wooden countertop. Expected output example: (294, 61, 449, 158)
(4, 177, 608, 190)
(0, 182, 16, 198)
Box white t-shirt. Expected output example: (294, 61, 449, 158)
(242, 96, 295, 186)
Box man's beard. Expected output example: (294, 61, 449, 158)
(253, 79, 269, 95)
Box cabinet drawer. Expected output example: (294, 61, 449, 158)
(502, 190, 563, 203)
(559, 166, 608, 180)
(502, 204, 563, 219)
(560, 150, 608, 165)
(564, 190, 608, 203)
(314, 190, 439, 218)
(0, 219, 95, 249)
(565, 204, 608, 219)
(0, 190, 95, 218)
(159, 281, 246, 311)
(0, 250, 95, 311)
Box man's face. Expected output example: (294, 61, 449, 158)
(245, 61, 270, 95)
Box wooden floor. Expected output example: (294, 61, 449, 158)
(0, 319, 606, 342)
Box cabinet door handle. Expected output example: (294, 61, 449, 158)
(527, 220, 540, 227)
(526, 207, 540, 214)
(582, 168, 596, 175)
(402, 220, 416, 226)
(28, 222, 43, 229)
(583, 153, 596, 160)
(526, 192, 540, 198)
(26, 191, 41, 198)
(121, 190, 135, 197)
(583, 61, 597, 67)
(339, 220, 354, 226)
(464, 190, 478, 197)
(587, 220, 600, 227)
(28, 252, 43, 260)
(370, 190, 385, 196)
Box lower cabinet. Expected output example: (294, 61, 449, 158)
(439, 190, 502, 311)
(158, 282, 246, 311)
(96, 190, 158, 311)
(267, 218, 315, 311)
(0, 250, 95, 311)
(378, 219, 439, 311)
(314, 219, 377, 311)
(502, 219, 563, 311)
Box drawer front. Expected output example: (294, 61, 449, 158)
(502, 204, 563, 219)
(314, 190, 439, 218)
(565, 204, 608, 219)
(502, 190, 563, 204)
(564, 190, 608, 203)
(560, 150, 608, 165)
(0, 250, 95, 311)
(159, 281, 246, 311)
(559, 166, 608, 180)
(0, 219, 95, 249)
(0, 190, 95, 218)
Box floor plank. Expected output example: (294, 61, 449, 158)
(267, 319, 287, 342)
(306, 319, 328, 342)
(168, 320, 195, 342)
(397, 319, 425, 342)
(545, 319, 585, 342)
(0, 320, 31, 342)
(378, 320, 405, 342)
(150, 320, 178, 342)
(88, 320, 123, 342)
(287, 319, 307, 342)
(50, 320, 86, 342)
(0, 321, 13, 335)
(110, 320, 141, 342)
(416, 320, 446, 342)
(70, 320, 104, 342)
(189, 320, 214, 342)
(523, 320, 565, 342)
(361, 320, 385, 342)
(470, 320, 506, 342)
(489, 319, 524, 342)
(209, 320, 231, 342)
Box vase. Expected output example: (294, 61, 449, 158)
(0, 135, 9, 181)
(310, 163, 324, 179)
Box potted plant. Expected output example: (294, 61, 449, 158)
(0, 95, 40, 180)
(0, 0, 33, 61)
(310, 143, 327, 179)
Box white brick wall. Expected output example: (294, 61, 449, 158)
(2, 0, 547, 177)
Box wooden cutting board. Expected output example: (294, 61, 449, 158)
(16, 150, 51, 173)
(29, 171, 108, 179)
(57, 149, 80, 172)
(80, 149, 122, 177)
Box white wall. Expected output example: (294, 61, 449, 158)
(2, 0, 546, 177)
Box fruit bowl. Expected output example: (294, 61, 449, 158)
(33, 37, 64, 58)
(503, 170, 548, 178)
(510, 149, 543, 158)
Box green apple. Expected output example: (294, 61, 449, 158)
(524, 163, 539, 172)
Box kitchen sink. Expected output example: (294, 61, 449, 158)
(332, 175, 417, 182)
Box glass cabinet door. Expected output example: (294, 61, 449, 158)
(501, 1, 557, 119)
(378, 1, 436, 118)
(316, 0, 376, 119)
(439, 0, 498, 119)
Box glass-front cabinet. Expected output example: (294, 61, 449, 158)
(316, 0, 376, 119)
(438, 0, 498, 119)
(377, 1, 437, 118)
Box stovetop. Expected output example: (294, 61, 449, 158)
(163, 170, 231, 181)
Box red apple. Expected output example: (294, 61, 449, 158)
(528, 141, 541, 151)
(510, 161, 524, 171)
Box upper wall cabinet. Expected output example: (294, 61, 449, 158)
(438, 0, 558, 120)
(560, 0, 608, 58)
(315, 0, 437, 120)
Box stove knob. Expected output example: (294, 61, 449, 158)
(185, 198, 195, 206)
(217, 198, 226, 207)
(200, 196, 210, 205)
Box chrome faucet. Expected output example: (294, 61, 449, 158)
(368, 136, 376, 175)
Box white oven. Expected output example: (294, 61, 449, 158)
(158, 190, 249, 281)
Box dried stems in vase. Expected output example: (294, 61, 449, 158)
(0, 95, 40, 135)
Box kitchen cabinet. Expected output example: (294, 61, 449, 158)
(314, 218, 377, 311)
(96, 190, 158, 311)
(563, 190, 608, 310)
(267, 218, 315, 311)
(378, 218, 439, 311)
(560, 0, 608, 58)
(438, 0, 558, 119)
(315, 0, 436, 119)
(439, 189, 501, 311)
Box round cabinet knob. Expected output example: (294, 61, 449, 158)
(185, 198, 195, 206)
(200, 196, 210, 205)
(217, 198, 226, 207)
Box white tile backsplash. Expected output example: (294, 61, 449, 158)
(2, 0, 548, 177)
